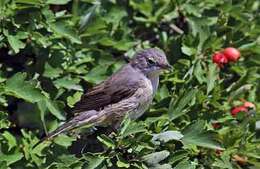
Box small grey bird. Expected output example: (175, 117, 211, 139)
(45, 48, 171, 140)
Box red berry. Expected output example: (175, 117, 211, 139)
(212, 52, 228, 68)
(231, 106, 248, 117)
(212, 122, 221, 129)
(223, 47, 240, 62)
(243, 101, 256, 109)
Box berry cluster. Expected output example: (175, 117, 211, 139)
(212, 47, 241, 68)
(231, 101, 256, 117)
(211, 101, 255, 130)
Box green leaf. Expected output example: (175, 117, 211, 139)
(15, 0, 41, 5)
(182, 121, 223, 150)
(0, 111, 11, 129)
(174, 160, 196, 169)
(116, 155, 130, 168)
(43, 63, 63, 79)
(169, 89, 198, 120)
(6, 35, 26, 53)
(119, 120, 147, 138)
(54, 77, 83, 91)
(83, 65, 109, 84)
(228, 84, 253, 101)
(79, 4, 99, 30)
(151, 164, 172, 169)
(212, 153, 233, 169)
(142, 150, 170, 166)
(207, 63, 218, 94)
(130, 0, 153, 17)
(97, 134, 115, 149)
(37, 100, 47, 133)
(168, 150, 189, 165)
(46, 0, 71, 5)
(2, 131, 17, 151)
(0, 153, 23, 166)
(155, 84, 169, 101)
(67, 91, 83, 108)
(51, 154, 83, 168)
(45, 99, 65, 120)
(32, 141, 51, 157)
(54, 134, 76, 147)
(181, 45, 196, 56)
(194, 61, 206, 84)
(83, 154, 105, 169)
(5, 73, 44, 103)
(151, 131, 183, 145)
(50, 21, 82, 44)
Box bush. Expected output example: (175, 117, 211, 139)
(0, 0, 259, 168)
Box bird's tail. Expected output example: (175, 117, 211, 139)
(43, 121, 77, 141)
(41, 110, 102, 142)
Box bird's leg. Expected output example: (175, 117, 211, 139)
(107, 121, 121, 138)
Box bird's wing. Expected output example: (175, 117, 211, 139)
(72, 65, 143, 113)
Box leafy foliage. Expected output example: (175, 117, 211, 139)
(0, 0, 259, 168)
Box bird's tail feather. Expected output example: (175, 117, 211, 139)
(41, 110, 101, 142)
(43, 121, 77, 141)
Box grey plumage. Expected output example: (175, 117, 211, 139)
(44, 48, 171, 140)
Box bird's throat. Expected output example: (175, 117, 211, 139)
(149, 76, 159, 94)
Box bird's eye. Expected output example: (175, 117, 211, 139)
(147, 58, 156, 65)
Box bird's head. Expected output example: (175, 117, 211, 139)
(130, 48, 172, 78)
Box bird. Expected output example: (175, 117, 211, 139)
(44, 48, 172, 140)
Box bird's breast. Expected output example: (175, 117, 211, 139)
(128, 76, 154, 120)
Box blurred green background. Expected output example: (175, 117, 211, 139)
(0, 0, 259, 168)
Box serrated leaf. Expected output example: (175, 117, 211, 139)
(212, 153, 233, 169)
(43, 63, 63, 79)
(50, 21, 81, 44)
(54, 134, 76, 147)
(181, 45, 196, 56)
(32, 141, 51, 157)
(207, 63, 218, 94)
(6, 35, 26, 53)
(67, 91, 83, 108)
(169, 89, 198, 120)
(119, 120, 147, 138)
(169, 150, 189, 165)
(2, 131, 17, 151)
(83, 65, 109, 84)
(142, 150, 170, 166)
(152, 131, 183, 145)
(83, 154, 105, 169)
(54, 77, 83, 91)
(174, 160, 196, 169)
(5, 73, 44, 103)
(0, 153, 23, 166)
(182, 121, 223, 150)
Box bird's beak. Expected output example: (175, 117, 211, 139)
(161, 63, 173, 70)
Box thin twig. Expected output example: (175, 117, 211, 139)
(169, 23, 184, 34)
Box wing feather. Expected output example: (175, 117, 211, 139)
(72, 65, 142, 113)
